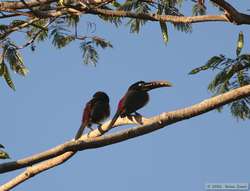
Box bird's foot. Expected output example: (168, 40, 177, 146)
(87, 126, 94, 131)
(97, 124, 106, 134)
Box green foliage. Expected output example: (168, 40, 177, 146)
(92, 36, 113, 48)
(189, 32, 250, 120)
(10, 20, 26, 27)
(236, 31, 244, 57)
(0, 144, 10, 159)
(26, 19, 49, 43)
(125, 0, 151, 33)
(159, 21, 169, 44)
(231, 99, 250, 120)
(192, 3, 206, 16)
(98, 8, 123, 27)
(189, 55, 226, 74)
(5, 46, 29, 76)
(0, 60, 16, 91)
(172, 22, 192, 33)
(0, 42, 29, 90)
(50, 19, 75, 49)
(80, 37, 112, 65)
(0, 24, 8, 32)
(81, 43, 99, 65)
(63, 15, 80, 27)
(0, 150, 10, 159)
(157, 0, 192, 33)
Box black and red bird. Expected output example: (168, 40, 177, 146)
(75, 91, 110, 139)
(107, 80, 172, 130)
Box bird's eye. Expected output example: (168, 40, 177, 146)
(138, 83, 143, 86)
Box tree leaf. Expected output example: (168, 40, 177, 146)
(80, 43, 99, 66)
(230, 99, 250, 120)
(236, 31, 244, 57)
(2, 63, 16, 91)
(192, 3, 206, 16)
(92, 36, 113, 48)
(159, 21, 169, 44)
(0, 150, 10, 159)
(189, 55, 225, 74)
(5, 47, 29, 76)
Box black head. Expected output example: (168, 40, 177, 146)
(128, 81, 146, 91)
(128, 80, 172, 92)
(93, 91, 109, 102)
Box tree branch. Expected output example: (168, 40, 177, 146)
(1, 0, 250, 25)
(1, 84, 250, 190)
(0, 18, 39, 40)
(0, 0, 55, 11)
(210, 0, 250, 24)
(86, 8, 228, 23)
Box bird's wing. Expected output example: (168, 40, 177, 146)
(106, 96, 125, 131)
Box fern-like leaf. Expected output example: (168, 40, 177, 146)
(80, 42, 99, 66)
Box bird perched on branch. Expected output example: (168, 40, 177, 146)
(75, 91, 110, 139)
(107, 80, 172, 130)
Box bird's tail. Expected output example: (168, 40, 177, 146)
(75, 123, 86, 140)
(106, 110, 121, 131)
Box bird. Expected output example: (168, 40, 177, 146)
(107, 80, 172, 130)
(75, 91, 110, 139)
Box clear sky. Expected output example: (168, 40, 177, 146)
(0, 1, 250, 190)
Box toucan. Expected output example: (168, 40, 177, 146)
(107, 80, 172, 130)
(75, 91, 110, 139)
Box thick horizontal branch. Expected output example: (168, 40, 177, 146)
(1, 0, 250, 25)
(0, 0, 110, 11)
(86, 8, 228, 23)
(1, 85, 250, 190)
(0, 0, 55, 11)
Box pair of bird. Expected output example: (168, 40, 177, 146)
(75, 80, 172, 139)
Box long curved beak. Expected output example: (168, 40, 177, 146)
(143, 80, 172, 91)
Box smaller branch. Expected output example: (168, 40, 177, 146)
(14, 18, 56, 49)
(20, 0, 44, 18)
(0, 18, 39, 40)
(0, 10, 33, 18)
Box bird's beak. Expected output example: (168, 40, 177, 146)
(143, 80, 172, 91)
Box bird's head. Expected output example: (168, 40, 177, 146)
(128, 80, 172, 92)
(93, 91, 110, 102)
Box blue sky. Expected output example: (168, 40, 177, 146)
(0, 1, 250, 190)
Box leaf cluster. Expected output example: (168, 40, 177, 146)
(0, 42, 29, 90)
(192, 1, 206, 16)
(189, 32, 250, 120)
(80, 36, 113, 66)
